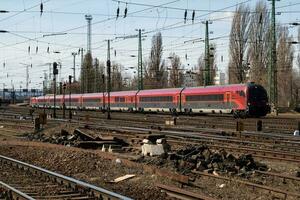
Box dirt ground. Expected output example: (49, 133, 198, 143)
(0, 119, 299, 200)
(1, 137, 299, 200)
(0, 138, 171, 200)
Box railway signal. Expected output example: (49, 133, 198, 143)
(53, 62, 58, 119)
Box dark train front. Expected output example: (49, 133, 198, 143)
(246, 83, 271, 117)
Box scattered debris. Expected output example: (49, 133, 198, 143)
(109, 174, 136, 183)
(218, 183, 226, 188)
(139, 145, 268, 177)
(25, 128, 127, 150)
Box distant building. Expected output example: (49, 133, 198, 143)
(214, 72, 226, 85)
(183, 70, 198, 87)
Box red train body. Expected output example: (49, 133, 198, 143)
(30, 83, 270, 117)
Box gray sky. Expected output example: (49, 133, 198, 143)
(0, 0, 300, 89)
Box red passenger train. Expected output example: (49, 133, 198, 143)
(30, 83, 270, 117)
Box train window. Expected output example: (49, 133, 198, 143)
(65, 98, 78, 102)
(140, 96, 172, 102)
(186, 94, 223, 102)
(115, 97, 125, 102)
(239, 91, 245, 97)
(84, 98, 100, 103)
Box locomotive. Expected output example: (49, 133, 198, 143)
(30, 83, 270, 118)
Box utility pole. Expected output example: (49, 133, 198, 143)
(106, 40, 111, 120)
(203, 21, 212, 86)
(137, 29, 144, 90)
(69, 75, 72, 120)
(62, 83, 66, 119)
(102, 74, 105, 110)
(72, 52, 77, 82)
(2, 83, 5, 101)
(26, 64, 29, 98)
(80, 48, 84, 93)
(268, 0, 278, 114)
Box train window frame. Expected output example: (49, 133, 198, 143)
(83, 98, 101, 103)
(140, 96, 173, 102)
(115, 96, 125, 103)
(186, 94, 224, 102)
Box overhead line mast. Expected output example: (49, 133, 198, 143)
(268, 0, 278, 114)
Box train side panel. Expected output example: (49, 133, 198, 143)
(181, 84, 247, 114)
(106, 91, 137, 111)
(136, 88, 182, 112)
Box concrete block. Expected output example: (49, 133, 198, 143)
(142, 144, 165, 156)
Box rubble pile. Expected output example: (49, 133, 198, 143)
(25, 128, 127, 150)
(142, 145, 268, 176)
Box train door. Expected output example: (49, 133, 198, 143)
(225, 92, 231, 108)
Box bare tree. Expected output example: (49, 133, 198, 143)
(144, 32, 167, 89)
(169, 53, 183, 88)
(196, 54, 205, 86)
(276, 26, 294, 107)
(247, 1, 270, 87)
(82, 52, 94, 93)
(111, 62, 123, 91)
(228, 4, 250, 84)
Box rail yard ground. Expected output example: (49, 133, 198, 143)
(0, 105, 300, 200)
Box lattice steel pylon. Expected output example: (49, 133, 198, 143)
(268, 0, 278, 113)
(204, 20, 212, 86)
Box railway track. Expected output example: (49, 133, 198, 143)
(0, 155, 132, 200)
(81, 123, 300, 163)
(1, 106, 299, 134)
(0, 108, 300, 163)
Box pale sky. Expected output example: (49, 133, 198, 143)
(0, 0, 300, 89)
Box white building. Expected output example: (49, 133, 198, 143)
(183, 70, 198, 87)
(214, 72, 226, 85)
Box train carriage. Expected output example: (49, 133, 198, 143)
(64, 94, 82, 109)
(82, 93, 103, 110)
(136, 88, 182, 112)
(182, 84, 248, 114)
(108, 91, 137, 111)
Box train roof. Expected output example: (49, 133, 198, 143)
(182, 84, 248, 94)
(137, 88, 183, 96)
(48, 94, 82, 99)
(109, 90, 138, 97)
(82, 93, 104, 98)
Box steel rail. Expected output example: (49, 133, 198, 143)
(0, 181, 35, 200)
(0, 155, 132, 200)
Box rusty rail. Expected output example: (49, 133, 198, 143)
(157, 184, 217, 200)
(192, 171, 300, 199)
